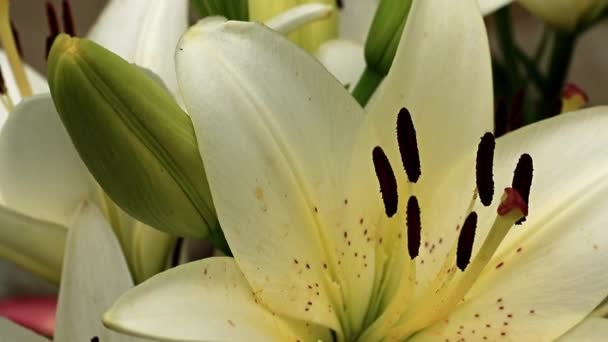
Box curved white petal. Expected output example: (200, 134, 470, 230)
(316, 39, 365, 88)
(54, 203, 135, 342)
(0, 318, 48, 342)
(0, 94, 95, 227)
(86, 0, 188, 94)
(477, 0, 514, 15)
(0, 205, 66, 284)
(104, 257, 331, 342)
(338, 0, 379, 43)
(358, 0, 494, 296)
(177, 18, 374, 333)
(558, 317, 608, 341)
(365, 0, 493, 187)
(416, 107, 608, 341)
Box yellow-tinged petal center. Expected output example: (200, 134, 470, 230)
(350, 108, 534, 341)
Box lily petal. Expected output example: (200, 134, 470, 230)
(558, 317, 608, 341)
(416, 107, 608, 341)
(104, 257, 331, 341)
(0, 94, 95, 227)
(316, 39, 365, 88)
(177, 18, 373, 333)
(365, 0, 493, 187)
(0, 318, 48, 342)
(0, 205, 66, 284)
(54, 202, 134, 342)
(86, 0, 188, 94)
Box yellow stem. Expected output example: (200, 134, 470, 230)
(0, 0, 31, 98)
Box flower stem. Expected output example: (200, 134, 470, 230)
(541, 30, 577, 117)
(495, 6, 521, 93)
(352, 67, 383, 107)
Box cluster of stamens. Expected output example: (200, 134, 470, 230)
(369, 107, 534, 339)
(0, 0, 75, 111)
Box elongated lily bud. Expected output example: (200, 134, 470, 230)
(364, 0, 412, 77)
(192, 0, 249, 20)
(47, 34, 220, 240)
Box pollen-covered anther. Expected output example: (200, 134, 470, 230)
(511, 153, 533, 224)
(397, 107, 421, 183)
(406, 195, 421, 259)
(456, 212, 478, 271)
(497, 187, 528, 217)
(372, 146, 398, 217)
(476, 132, 495, 206)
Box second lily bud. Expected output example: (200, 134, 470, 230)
(47, 34, 223, 244)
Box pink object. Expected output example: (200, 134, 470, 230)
(0, 296, 57, 337)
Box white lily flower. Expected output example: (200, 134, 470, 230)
(102, 0, 608, 341)
(479, 0, 608, 32)
(0, 0, 188, 284)
(1, 202, 148, 341)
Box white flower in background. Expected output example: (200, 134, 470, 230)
(0, 0, 188, 286)
(99, 0, 608, 340)
(1, 203, 149, 341)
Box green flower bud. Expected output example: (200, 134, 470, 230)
(192, 0, 249, 21)
(47, 34, 221, 242)
(364, 0, 412, 76)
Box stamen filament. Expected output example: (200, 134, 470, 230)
(387, 189, 526, 340)
(0, 0, 32, 98)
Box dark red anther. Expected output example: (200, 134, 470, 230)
(406, 195, 421, 259)
(397, 107, 421, 183)
(372, 146, 398, 218)
(476, 132, 495, 206)
(456, 212, 478, 271)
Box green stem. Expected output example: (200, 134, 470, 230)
(495, 6, 521, 92)
(352, 67, 383, 107)
(513, 46, 547, 91)
(542, 30, 577, 116)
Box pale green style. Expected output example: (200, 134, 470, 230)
(479, 0, 608, 32)
(103, 0, 608, 340)
(1, 203, 150, 341)
(0, 0, 189, 284)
